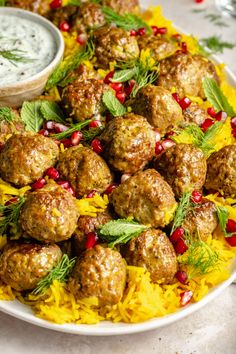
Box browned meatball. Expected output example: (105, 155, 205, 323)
(19, 184, 79, 243)
(0, 243, 62, 291)
(110, 169, 177, 227)
(123, 229, 177, 283)
(157, 52, 219, 99)
(205, 145, 236, 197)
(49, 5, 78, 27)
(99, 113, 156, 174)
(101, 0, 140, 14)
(72, 2, 105, 33)
(93, 25, 139, 69)
(8, 0, 50, 16)
(154, 144, 207, 198)
(73, 210, 113, 255)
(131, 85, 183, 135)
(0, 133, 59, 187)
(68, 245, 126, 305)
(182, 198, 218, 241)
(183, 103, 209, 126)
(57, 146, 113, 198)
(0, 112, 25, 145)
(137, 35, 176, 61)
(62, 79, 109, 122)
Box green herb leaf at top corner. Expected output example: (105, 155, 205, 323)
(102, 89, 127, 117)
(32, 254, 77, 295)
(0, 0, 6, 6)
(67, 0, 81, 6)
(203, 78, 235, 117)
(20, 101, 44, 133)
(112, 67, 138, 83)
(0, 106, 15, 123)
(98, 219, 148, 248)
(171, 192, 192, 234)
(200, 35, 235, 54)
(40, 101, 65, 124)
(216, 205, 229, 236)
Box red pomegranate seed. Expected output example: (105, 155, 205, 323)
(57, 180, 70, 189)
(76, 33, 87, 45)
(181, 42, 188, 53)
(86, 190, 97, 198)
(104, 71, 114, 84)
(85, 232, 98, 249)
(195, 0, 204, 3)
(174, 238, 188, 254)
(165, 130, 176, 139)
(191, 190, 202, 204)
(201, 118, 214, 132)
(137, 27, 146, 36)
(91, 139, 104, 154)
(121, 173, 131, 184)
(232, 128, 236, 139)
(116, 91, 126, 104)
(38, 129, 49, 137)
(44, 167, 60, 180)
(151, 25, 158, 35)
(67, 186, 76, 197)
(59, 21, 70, 32)
(50, 0, 62, 9)
(172, 33, 182, 42)
(71, 131, 83, 146)
(89, 120, 102, 129)
(31, 178, 46, 190)
(180, 290, 193, 307)
(5, 197, 19, 206)
(179, 97, 192, 110)
(156, 27, 167, 35)
(231, 117, 236, 129)
(125, 79, 136, 96)
(215, 111, 227, 122)
(226, 219, 236, 233)
(162, 139, 176, 150)
(61, 138, 72, 148)
(104, 183, 118, 195)
(130, 29, 137, 36)
(172, 92, 181, 104)
(54, 123, 69, 133)
(45, 121, 56, 131)
(155, 142, 164, 155)
(207, 107, 217, 118)
(154, 129, 161, 142)
(176, 270, 188, 284)
(110, 82, 123, 92)
(169, 227, 185, 244)
(225, 235, 236, 247)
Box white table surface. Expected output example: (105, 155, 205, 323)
(1, 1, 236, 353)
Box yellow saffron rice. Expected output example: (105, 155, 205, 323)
(0, 5, 236, 325)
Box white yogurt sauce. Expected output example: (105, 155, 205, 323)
(0, 14, 57, 87)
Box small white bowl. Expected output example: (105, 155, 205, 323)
(0, 7, 64, 107)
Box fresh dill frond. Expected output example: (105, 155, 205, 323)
(178, 240, 220, 278)
(0, 107, 15, 123)
(82, 127, 103, 142)
(51, 119, 92, 140)
(32, 254, 77, 295)
(171, 192, 192, 234)
(0, 197, 25, 235)
(201, 36, 235, 54)
(102, 7, 151, 32)
(0, 49, 34, 66)
(216, 206, 231, 236)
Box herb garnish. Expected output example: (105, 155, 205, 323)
(20, 101, 44, 133)
(0, 197, 25, 235)
(51, 119, 92, 140)
(32, 254, 77, 295)
(215, 205, 234, 238)
(40, 101, 65, 124)
(102, 7, 151, 33)
(0, 49, 33, 66)
(201, 36, 235, 54)
(45, 39, 95, 90)
(171, 192, 192, 234)
(0, 0, 5, 6)
(82, 127, 103, 142)
(98, 219, 148, 248)
(102, 90, 127, 117)
(0, 107, 15, 123)
(203, 78, 235, 117)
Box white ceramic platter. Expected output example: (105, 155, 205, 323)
(0, 21, 236, 335)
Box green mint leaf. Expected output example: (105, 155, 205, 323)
(99, 219, 148, 248)
(203, 78, 235, 117)
(112, 67, 138, 83)
(20, 101, 44, 133)
(32, 254, 77, 295)
(102, 90, 127, 117)
(40, 101, 65, 124)
(0, 0, 6, 6)
(216, 206, 229, 236)
(0, 107, 14, 123)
